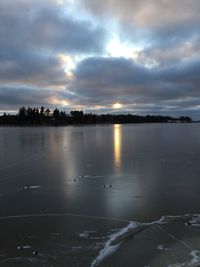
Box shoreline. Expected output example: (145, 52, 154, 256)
(0, 121, 195, 127)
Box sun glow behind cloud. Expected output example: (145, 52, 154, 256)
(106, 36, 142, 59)
(113, 103, 122, 109)
(58, 54, 76, 76)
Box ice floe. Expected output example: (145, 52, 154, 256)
(90, 214, 200, 266)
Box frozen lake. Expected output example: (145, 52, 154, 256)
(1, 124, 200, 266)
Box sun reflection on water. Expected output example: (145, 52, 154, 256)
(114, 124, 121, 168)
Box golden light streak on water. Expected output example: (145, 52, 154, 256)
(114, 124, 121, 168)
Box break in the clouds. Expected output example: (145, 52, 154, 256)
(0, 0, 200, 119)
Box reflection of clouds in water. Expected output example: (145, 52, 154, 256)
(114, 124, 121, 168)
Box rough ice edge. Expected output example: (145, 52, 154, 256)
(90, 221, 139, 267)
(151, 214, 194, 226)
(90, 214, 200, 267)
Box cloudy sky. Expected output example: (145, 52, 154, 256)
(1, 0, 200, 118)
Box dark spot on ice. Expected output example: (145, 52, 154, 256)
(15, 234, 21, 238)
(33, 251, 39, 255)
(40, 208, 45, 213)
(103, 185, 112, 188)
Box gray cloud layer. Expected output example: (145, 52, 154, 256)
(1, 0, 200, 119)
(0, 0, 107, 88)
(68, 57, 200, 114)
(0, 0, 106, 54)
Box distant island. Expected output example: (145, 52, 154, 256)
(0, 106, 192, 126)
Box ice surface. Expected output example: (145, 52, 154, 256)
(167, 251, 200, 266)
(0, 257, 47, 265)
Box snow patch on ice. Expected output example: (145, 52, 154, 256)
(157, 244, 170, 251)
(90, 213, 200, 267)
(188, 215, 200, 227)
(28, 185, 41, 189)
(190, 250, 200, 264)
(17, 245, 31, 250)
(20, 185, 41, 190)
(79, 230, 97, 238)
(91, 221, 139, 267)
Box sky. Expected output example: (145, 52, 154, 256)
(0, 0, 200, 119)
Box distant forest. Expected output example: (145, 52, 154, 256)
(0, 106, 192, 126)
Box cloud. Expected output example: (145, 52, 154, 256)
(1, 55, 200, 118)
(0, 51, 67, 86)
(0, 0, 106, 54)
(137, 36, 200, 67)
(80, 0, 200, 50)
(80, 0, 200, 28)
(67, 56, 200, 114)
(0, 85, 55, 108)
(0, 0, 107, 88)
(0, 84, 76, 112)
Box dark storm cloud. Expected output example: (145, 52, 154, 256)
(75, 57, 151, 86)
(0, 86, 54, 107)
(68, 57, 200, 112)
(0, 50, 66, 86)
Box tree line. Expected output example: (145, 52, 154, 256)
(0, 106, 192, 126)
